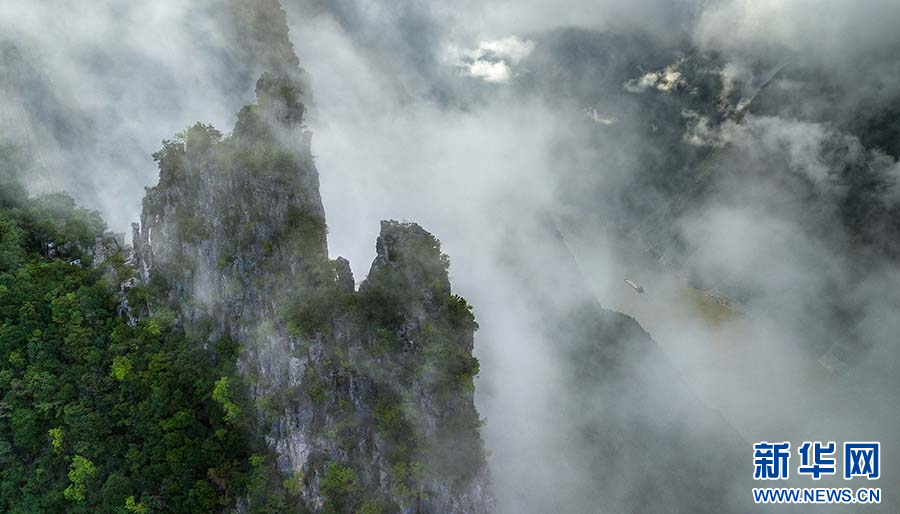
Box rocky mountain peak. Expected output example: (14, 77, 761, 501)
(129, 77, 492, 512)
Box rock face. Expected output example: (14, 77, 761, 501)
(130, 16, 492, 511)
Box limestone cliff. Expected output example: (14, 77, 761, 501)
(131, 41, 491, 514)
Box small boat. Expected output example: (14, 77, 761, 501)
(624, 278, 645, 293)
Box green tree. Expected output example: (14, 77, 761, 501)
(64, 455, 96, 502)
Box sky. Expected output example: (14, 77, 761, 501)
(2, 0, 900, 511)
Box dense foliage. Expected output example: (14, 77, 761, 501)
(0, 186, 292, 513)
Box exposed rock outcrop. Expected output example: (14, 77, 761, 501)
(130, 17, 492, 510)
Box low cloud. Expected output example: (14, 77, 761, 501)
(448, 35, 535, 83)
(624, 62, 685, 93)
